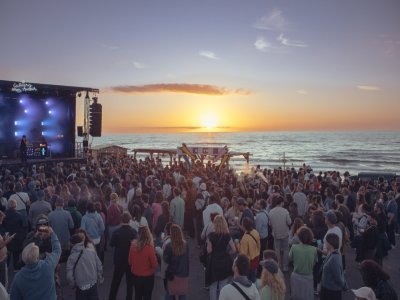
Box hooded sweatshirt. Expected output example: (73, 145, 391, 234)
(66, 242, 103, 289)
(10, 232, 61, 300)
(219, 276, 260, 300)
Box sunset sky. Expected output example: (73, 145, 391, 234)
(1, 0, 399, 133)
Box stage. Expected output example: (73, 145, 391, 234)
(0, 157, 86, 169)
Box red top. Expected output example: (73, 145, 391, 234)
(128, 241, 158, 276)
(107, 203, 123, 226)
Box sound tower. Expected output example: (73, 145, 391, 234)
(89, 99, 102, 137)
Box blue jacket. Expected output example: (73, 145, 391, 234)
(10, 232, 61, 300)
(321, 250, 345, 291)
(80, 212, 105, 242)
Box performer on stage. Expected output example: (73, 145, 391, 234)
(20, 135, 27, 163)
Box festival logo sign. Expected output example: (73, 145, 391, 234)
(11, 81, 38, 93)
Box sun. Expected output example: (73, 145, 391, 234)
(200, 114, 218, 130)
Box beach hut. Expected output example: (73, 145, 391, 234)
(90, 144, 128, 160)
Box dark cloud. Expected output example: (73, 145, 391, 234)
(109, 83, 250, 96)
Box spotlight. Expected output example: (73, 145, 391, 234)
(24, 109, 28, 113)
(41, 121, 44, 126)
(45, 101, 49, 105)
(42, 131, 44, 136)
(15, 121, 18, 126)
(19, 99, 23, 104)
(48, 110, 52, 114)
(15, 132, 18, 136)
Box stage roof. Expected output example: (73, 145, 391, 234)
(0, 80, 99, 96)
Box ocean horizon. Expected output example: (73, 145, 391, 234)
(86, 130, 400, 175)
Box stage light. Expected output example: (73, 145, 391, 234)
(48, 110, 52, 114)
(45, 101, 49, 105)
(15, 132, 18, 136)
(42, 131, 44, 136)
(41, 121, 44, 126)
(24, 109, 28, 113)
(19, 99, 23, 104)
(15, 121, 18, 126)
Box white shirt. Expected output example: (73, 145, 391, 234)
(127, 187, 135, 203)
(202, 203, 223, 229)
(219, 280, 260, 300)
(293, 191, 308, 217)
(323, 226, 343, 252)
(9, 192, 30, 211)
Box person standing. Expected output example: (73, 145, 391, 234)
(320, 233, 346, 300)
(202, 194, 223, 231)
(28, 189, 52, 227)
(10, 227, 61, 299)
(206, 215, 235, 300)
(170, 188, 185, 228)
(19, 135, 27, 163)
(48, 196, 74, 261)
(289, 226, 317, 300)
(108, 212, 137, 300)
(163, 224, 190, 300)
(218, 254, 260, 300)
(293, 183, 308, 218)
(268, 196, 291, 272)
(8, 183, 30, 228)
(80, 202, 105, 255)
(128, 226, 158, 300)
(66, 233, 103, 299)
(107, 193, 123, 241)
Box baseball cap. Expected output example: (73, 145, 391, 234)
(352, 287, 376, 300)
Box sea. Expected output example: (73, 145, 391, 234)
(90, 131, 400, 175)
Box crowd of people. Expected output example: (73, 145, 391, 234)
(0, 155, 399, 300)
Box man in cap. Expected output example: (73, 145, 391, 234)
(28, 189, 52, 227)
(48, 196, 74, 262)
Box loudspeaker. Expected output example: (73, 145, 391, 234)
(89, 103, 102, 137)
(77, 126, 83, 137)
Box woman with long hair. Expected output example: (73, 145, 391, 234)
(129, 226, 158, 300)
(289, 217, 303, 246)
(163, 224, 189, 300)
(258, 259, 286, 300)
(360, 259, 398, 300)
(107, 192, 123, 241)
(155, 201, 171, 240)
(289, 226, 317, 300)
(206, 215, 236, 300)
(129, 204, 148, 232)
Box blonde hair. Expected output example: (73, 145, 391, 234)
(110, 192, 119, 202)
(22, 242, 39, 265)
(170, 224, 187, 256)
(213, 215, 229, 234)
(137, 226, 154, 251)
(259, 268, 286, 300)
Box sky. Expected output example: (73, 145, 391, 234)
(1, 0, 399, 133)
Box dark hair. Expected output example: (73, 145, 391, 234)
(325, 233, 339, 250)
(297, 226, 314, 245)
(360, 259, 390, 288)
(161, 201, 171, 222)
(242, 217, 253, 231)
(259, 199, 267, 209)
(275, 195, 284, 205)
(235, 254, 250, 276)
(86, 202, 95, 213)
(142, 194, 149, 204)
(263, 250, 278, 263)
(131, 204, 142, 222)
(121, 212, 132, 224)
(335, 194, 344, 204)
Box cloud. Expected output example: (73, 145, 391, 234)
(101, 43, 119, 50)
(132, 61, 146, 69)
(356, 85, 380, 91)
(254, 9, 287, 31)
(296, 89, 307, 95)
(254, 37, 271, 52)
(278, 34, 308, 48)
(199, 50, 219, 60)
(110, 83, 251, 96)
